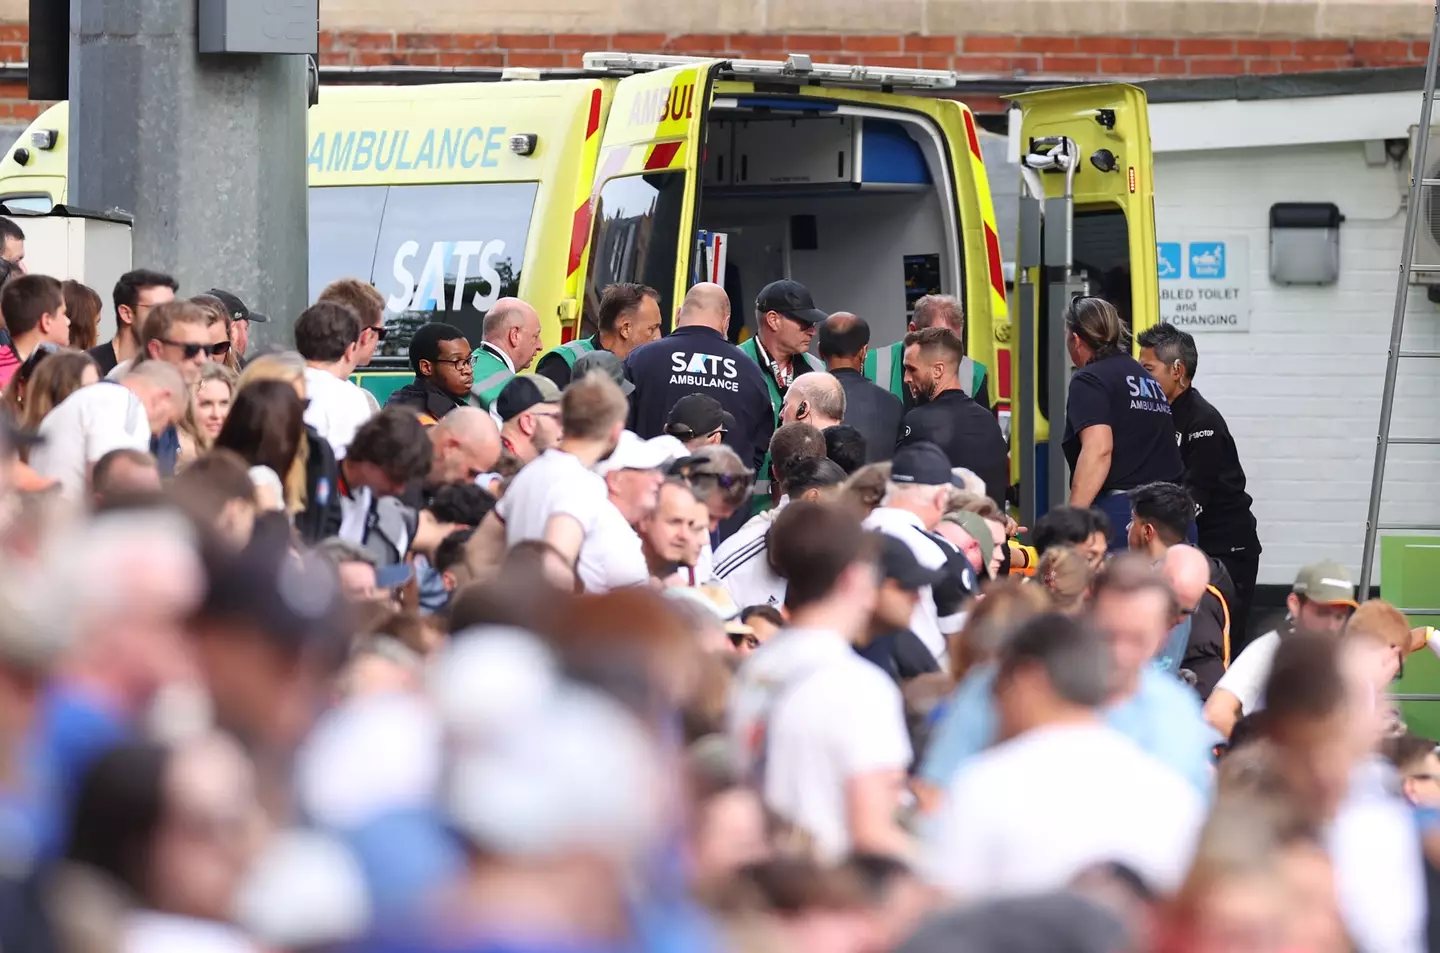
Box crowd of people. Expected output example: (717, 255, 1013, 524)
(0, 228, 1434, 953)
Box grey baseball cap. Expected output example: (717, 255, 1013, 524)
(1292, 559, 1358, 607)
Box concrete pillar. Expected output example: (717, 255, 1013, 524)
(68, 0, 309, 347)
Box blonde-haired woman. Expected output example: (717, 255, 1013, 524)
(176, 362, 236, 471)
(1061, 296, 1184, 550)
(236, 352, 342, 542)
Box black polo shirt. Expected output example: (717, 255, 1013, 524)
(898, 388, 1009, 507)
(1062, 353, 1182, 493)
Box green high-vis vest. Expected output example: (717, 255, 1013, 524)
(737, 338, 825, 512)
(544, 337, 597, 369)
(469, 347, 514, 409)
(864, 342, 986, 403)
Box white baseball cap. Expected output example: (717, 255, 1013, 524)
(596, 431, 688, 476)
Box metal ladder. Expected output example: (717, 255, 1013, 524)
(1359, 4, 1440, 600)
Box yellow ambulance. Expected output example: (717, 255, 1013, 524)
(0, 54, 1158, 509)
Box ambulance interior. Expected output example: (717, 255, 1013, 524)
(695, 108, 958, 349)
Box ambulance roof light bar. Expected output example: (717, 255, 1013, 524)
(581, 51, 961, 90)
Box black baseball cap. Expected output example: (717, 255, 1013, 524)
(206, 288, 270, 324)
(755, 279, 826, 327)
(665, 394, 727, 439)
(878, 534, 948, 591)
(494, 374, 562, 422)
(891, 441, 962, 488)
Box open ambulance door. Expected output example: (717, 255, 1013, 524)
(576, 60, 725, 335)
(1007, 84, 1157, 528)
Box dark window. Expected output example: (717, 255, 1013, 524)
(1038, 205, 1131, 422)
(583, 172, 685, 335)
(309, 182, 539, 361)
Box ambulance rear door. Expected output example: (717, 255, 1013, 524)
(577, 60, 724, 332)
(1007, 83, 1157, 525)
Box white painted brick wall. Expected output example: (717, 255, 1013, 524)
(1155, 143, 1440, 586)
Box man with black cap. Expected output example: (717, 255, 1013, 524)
(625, 282, 773, 473)
(739, 279, 827, 421)
(856, 535, 948, 683)
(665, 394, 730, 451)
(493, 375, 563, 466)
(206, 288, 269, 366)
(863, 441, 979, 667)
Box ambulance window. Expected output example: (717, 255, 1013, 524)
(0, 194, 52, 214)
(584, 173, 685, 334)
(308, 187, 387, 301)
(1036, 205, 1132, 419)
(309, 182, 539, 361)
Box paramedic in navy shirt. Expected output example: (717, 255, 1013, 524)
(1061, 296, 1183, 551)
(625, 282, 775, 473)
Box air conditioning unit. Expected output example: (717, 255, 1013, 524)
(1408, 124, 1440, 283)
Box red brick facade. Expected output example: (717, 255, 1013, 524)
(316, 31, 1430, 77)
(0, 26, 1430, 123)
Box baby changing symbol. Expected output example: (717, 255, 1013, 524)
(1188, 242, 1226, 279)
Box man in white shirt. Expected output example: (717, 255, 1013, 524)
(923, 611, 1205, 899)
(727, 501, 911, 862)
(861, 441, 973, 664)
(1263, 629, 1426, 953)
(714, 456, 848, 609)
(640, 480, 700, 583)
(296, 300, 375, 458)
(31, 360, 186, 497)
(1204, 560, 1357, 738)
(468, 372, 629, 568)
(578, 431, 686, 593)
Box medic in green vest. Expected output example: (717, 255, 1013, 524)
(864, 293, 990, 412)
(534, 283, 664, 390)
(468, 298, 544, 410)
(736, 280, 828, 504)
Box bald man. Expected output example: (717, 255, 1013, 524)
(819, 312, 903, 462)
(471, 298, 543, 408)
(780, 371, 845, 430)
(624, 283, 774, 528)
(1160, 542, 1231, 698)
(428, 407, 502, 485)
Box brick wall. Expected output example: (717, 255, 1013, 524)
(0, 25, 1430, 125)
(317, 31, 1431, 77)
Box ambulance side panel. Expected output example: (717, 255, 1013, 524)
(307, 80, 607, 372)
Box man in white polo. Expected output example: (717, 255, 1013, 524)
(578, 431, 687, 593)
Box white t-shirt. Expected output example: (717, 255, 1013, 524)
(576, 500, 650, 593)
(303, 367, 374, 459)
(30, 382, 150, 496)
(495, 449, 608, 547)
(1329, 758, 1427, 953)
(714, 504, 786, 610)
(863, 507, 962, 664)
(727, 627, 912, 862)
(923, 722, 1205, 899)
(1213, 628, 1281, 714)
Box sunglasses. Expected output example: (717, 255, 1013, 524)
(162, 339, 230, 359)
(688, 469, 752, 490)
(365, 325, 390, 342)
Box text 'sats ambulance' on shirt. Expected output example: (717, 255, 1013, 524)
(624, 326, 776, 473)
(1061, 353, 1183, 493)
